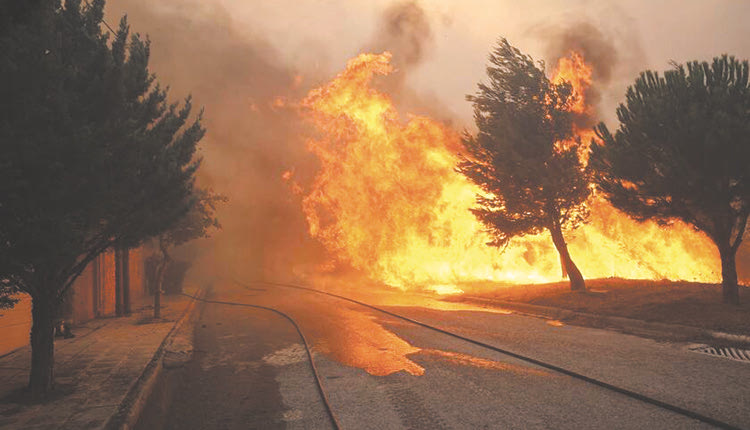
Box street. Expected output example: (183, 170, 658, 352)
(135, 281, 749, 429)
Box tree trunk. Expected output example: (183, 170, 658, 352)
(560, 254, 568, 278)
(154, 261, 164, 319)
(548, 220, 585, 292)
(718, 243, 740, 305)
(154, 238, 170, 319)
(29, 294, 56, 400)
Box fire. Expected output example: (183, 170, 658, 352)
(551, 51, 596, 160)
(295, 51, 720, 293)
(552, 51, 592, 117)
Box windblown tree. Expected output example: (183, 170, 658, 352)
(592, 56, 750, 305)
(0, 0, 204, 398)
(458, 38, 591, 291)
(151, 189, 224, 319)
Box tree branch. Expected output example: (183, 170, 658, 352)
(731, 210, 749, 253)
(56, 240, 113, 303)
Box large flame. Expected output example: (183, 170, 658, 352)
(552, 51, 593, 117)
(295, 51, 720, 293)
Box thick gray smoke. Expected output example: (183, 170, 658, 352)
(366, 0, 454, 122)
(542, 22, 618, 126)
(532, 19, 646, 127)
(369, 0, 433, 69)
(546, 22, 618, 84)
(105, 0, 327, 283)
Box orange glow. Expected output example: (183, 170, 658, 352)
(552, 51, 592, 117)
(550, 51, 596, 162)
(313, 305, 425, 376)
(295, 52, 720, 293)
(281, 169, 303, 195)
(419, 349, 552, 376)
(270, 96, 287, 110)
(293, 74, 304, 88)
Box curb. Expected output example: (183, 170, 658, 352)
(103, 286, 209, 430)
(455, 295, 750, 344)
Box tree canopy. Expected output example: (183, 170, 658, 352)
(0, 0, 205, 397)
(150, 188, 224, 318)
(160, 189, 225, 249)
(458, 38, 591, 291)
(592, 55, 750, 304)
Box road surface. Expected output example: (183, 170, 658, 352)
(136, 280, 749, 429)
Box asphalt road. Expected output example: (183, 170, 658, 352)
(137, 281, 749, 429)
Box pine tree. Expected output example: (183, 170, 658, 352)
(592, 56, 750, 305)
(458, 39, 591, 291)
(152, 189, 225, 319)
(0, 0, 205, 398)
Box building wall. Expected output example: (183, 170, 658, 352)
(0, 247, 145, 355)
(70, 263, 95, 324)
(96, 249, 117, 318)
(0, 295, 31, 357)
(128, 248, 147, 305)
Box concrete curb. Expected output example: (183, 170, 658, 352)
(456, 295, 750, 344)
(103, 286, 209, 430)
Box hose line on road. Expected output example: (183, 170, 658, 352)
(179, 293, 342, 430)
(232, 279, 743, 430)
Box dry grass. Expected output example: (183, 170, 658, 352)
(456, 279, 750, 335)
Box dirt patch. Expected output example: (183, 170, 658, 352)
(448, 279, 750, 336)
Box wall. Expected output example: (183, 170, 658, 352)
(70, 263, 96, 324)
(0, 295, 31, 357)
(95, 249, 117, 317)
(0, 247, 145, 355)
(128, 248, 147, 305)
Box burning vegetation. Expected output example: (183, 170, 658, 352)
(287, 45, 720, 294)
(99, 0, 741, 301)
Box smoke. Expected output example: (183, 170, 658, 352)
(369, 0, 433, 70)
(102, 0, 451, 286)
(104, 0, 741, 287)
(540, 22, 617, 127)
(105, 0, 327, 283)
(546, 22, 618, 85)
(532, 19, 646, 126)
(366, 1, 455, 122)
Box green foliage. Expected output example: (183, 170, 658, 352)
(592, 55, 750, 304)
(0, 0, 205, 303)
(458, 38, 591, 247)
(592, 56, 750, 250)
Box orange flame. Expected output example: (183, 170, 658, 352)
(296, 52, 720, 293)
(550, 51, 596, 161)
(552, 51, 593, 117)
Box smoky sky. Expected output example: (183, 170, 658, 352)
(536, 21, 619, 125)
(365, 0, 456, 122)
(105, 0, 328, 283)
(104, 0, 750, 283)
(368, 0, 433, 69)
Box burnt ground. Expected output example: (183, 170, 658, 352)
(447, 279, 750, 336)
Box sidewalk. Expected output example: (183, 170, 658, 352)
(0, 288, 201, 430)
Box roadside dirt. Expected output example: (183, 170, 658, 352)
(447, 279, 750, 336)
